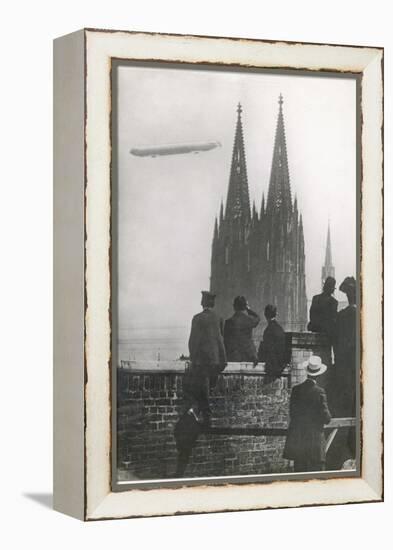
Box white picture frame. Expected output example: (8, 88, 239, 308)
(53, 28, 383, 520)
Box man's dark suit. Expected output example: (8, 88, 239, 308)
(308, 292, 338, 340)
(184, 308, 227, 414)
(326, 304, 357, 468)
(283, 379, 332, 472)
(258, 319, 287, 380)
(223, 309, 260, 363)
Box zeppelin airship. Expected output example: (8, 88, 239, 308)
(130, 140, 221, 157)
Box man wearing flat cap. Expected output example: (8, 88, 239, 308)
(283, 355, 332, 472)
(184, 290, 227, 426)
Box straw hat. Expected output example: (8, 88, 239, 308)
(301, 355, 327, 377)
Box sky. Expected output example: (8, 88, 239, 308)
(115, 63, 357, 336)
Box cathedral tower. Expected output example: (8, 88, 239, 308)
(210, 96, 308, 332)
(210, 103, 253, 319)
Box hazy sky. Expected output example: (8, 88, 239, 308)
(116, 64, 357, 331)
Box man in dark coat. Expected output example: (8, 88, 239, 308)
(283, 355, 332, 472)
(183, 290, 227, 425)
(257, 304, 287, 383)
(308, 276, 338, 342)
(326, 276, 357, 469)
(308, 276, 338, 392)
(224, 296, 260, 363)
(333, 276, 357, 416)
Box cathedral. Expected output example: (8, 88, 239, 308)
(210, 95, 308, 333)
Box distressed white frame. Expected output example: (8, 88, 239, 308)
(55, 29, 383, 521)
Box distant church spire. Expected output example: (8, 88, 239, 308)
(266, 94, 292, 213)
(225, 102, 251, 221)
(322, 221, 335, 287)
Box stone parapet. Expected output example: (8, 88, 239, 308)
(117, 331, 330, 480)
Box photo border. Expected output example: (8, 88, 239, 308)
(110, 59, 362, 491)
(83, 29, 383, 520)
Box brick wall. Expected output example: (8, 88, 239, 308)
(117, 332, 329, 481)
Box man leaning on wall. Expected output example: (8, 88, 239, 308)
(184, 290, 227, 426)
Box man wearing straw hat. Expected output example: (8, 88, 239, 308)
(283, 355, 332, 472)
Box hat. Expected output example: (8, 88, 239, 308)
(233, 295, 247, 310)
(339, 276, 356, 294)
(264, 304, 277, 319)
(323, 276, 336, 290)
(201, 290, 216, 299)
(301, 355, 327, 377)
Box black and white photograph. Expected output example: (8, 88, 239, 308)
(113, 61, 359, 486)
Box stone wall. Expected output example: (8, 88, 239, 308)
(117, 332, 329, 481)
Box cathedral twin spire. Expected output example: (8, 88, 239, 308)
(210, 94, 308, 329)
(218, 94, 293, 229)
(266, 94, 292, 215)
(224, 102, 251, 222)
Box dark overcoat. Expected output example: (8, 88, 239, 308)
(188, 308, 226, 371)
(223, 309, 260, 362)
(308, 292, 338, 339)
(283, 379, 332, 463)
(333, 304, 357, 416)
(258, 319, 287, 377)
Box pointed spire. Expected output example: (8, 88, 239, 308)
(252, 201, 258, 222)
(299, 213, 304, 235)
(325, 221, 333, 266)
(322, 221, 335, 286)
(213, 216, 219, 240)
(260, 192, 265, 217)
(219, 199, 224, 226)
(294, 194, 298, 212)
(298, 213, 305, 263)
(266, 94, 292, 214)
(224, 103, 251, 221)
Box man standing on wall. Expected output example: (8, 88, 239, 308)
(184, 290, 227, 426)
(307, 276, 338, 392)
(283, 355, 332, 472)
(308, 276, 338, 343)
(223, 296, 260, 363)
(257, 304, 288, 383)
(326, 276, 357, 469)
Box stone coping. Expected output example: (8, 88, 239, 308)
(118, 360, 291, 375)
(286, 331, 329, 348)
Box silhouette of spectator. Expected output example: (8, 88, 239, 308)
(327, 276, 357, 470)
(224, 296, 260, 363)
(308, 276, 338, 343)
(258, 304, 287, 384)
(334, 276, 357, 417)
(283, 355, 332, 472)
(184, 290, 227, 426)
